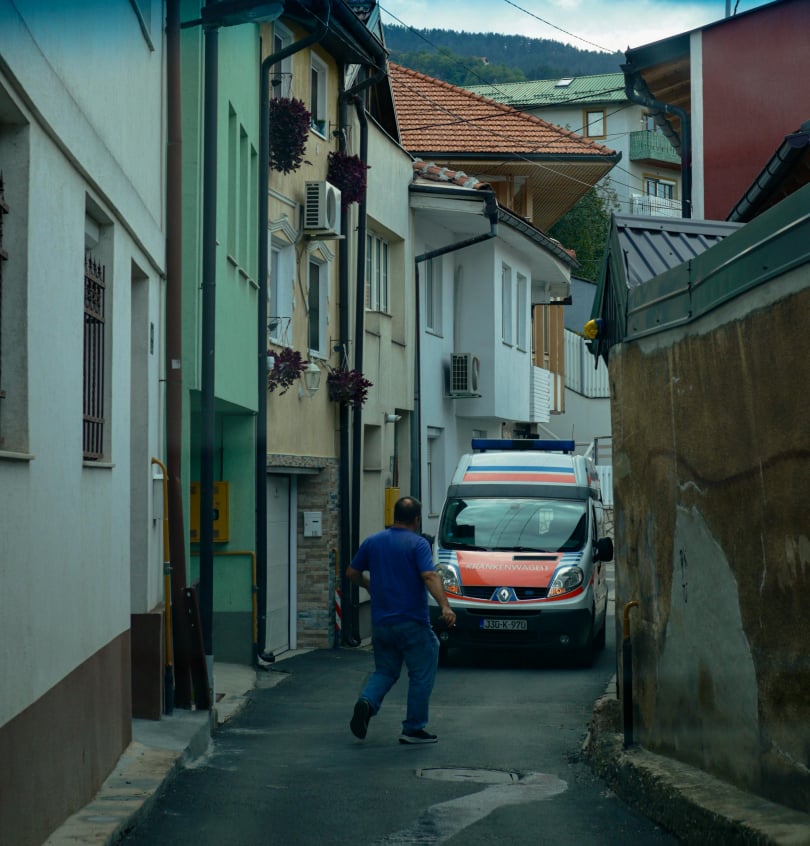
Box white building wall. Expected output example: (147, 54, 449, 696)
(358, 126, 415, 539)
(0, 0, 165, 725)
(416, 221, 558, 536)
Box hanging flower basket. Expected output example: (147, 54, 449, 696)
(268, 97, 311, 174)
(267, 346, 306, 395)
(326, 366, 372, 408)
(326, 150, 370, 207)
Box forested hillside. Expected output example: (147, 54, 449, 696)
(383, 24, 624, 86)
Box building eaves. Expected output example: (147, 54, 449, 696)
(283, 0, 387, 67)
(728, 119, 810, 223)
(410, 159, 578, 270)
(497, 206, 578, 268)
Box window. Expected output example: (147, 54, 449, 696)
(307, 256, 328, 357)
(501, 263, 513, 345)
(268, 240, 294, 344)
(516, 272, 528, 350)
(425, 254, 442, 334)
(83, 250, 106, 460)
(270, 23, 293, 98)
(642, 111, 662, 133)
(226, 107, 257, 278)
(584, 109, 606, 138)
(0, 97, 30, 454)
(645, 177, 676, 199)
(84, 205, 112, 462)
(365, 232, 389, 313)
(309, 53, 327, 136)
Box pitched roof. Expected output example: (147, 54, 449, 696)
(466, 73, 627, 109)
(389, 63, 621, 230)
(390, 63, 617, 159)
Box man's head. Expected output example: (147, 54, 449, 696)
(393, 496, 422, 529)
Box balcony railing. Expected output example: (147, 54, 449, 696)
(629, 130, 681, 166)
(631, 194, 682, 218)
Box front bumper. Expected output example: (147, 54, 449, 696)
(430, 598, 593, 653)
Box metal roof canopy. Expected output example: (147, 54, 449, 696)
(612, 215, 741, 290)
(589, 184, 810, 360)
(588, 214, 742, 362)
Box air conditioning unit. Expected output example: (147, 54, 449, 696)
(304, 180, 341, 236)
(449, 352, 481, 397)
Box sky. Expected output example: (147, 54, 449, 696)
(379, 0, 777, 55)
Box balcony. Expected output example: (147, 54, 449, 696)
(629, 130, 681, 166)
(631, 194, 682, 218)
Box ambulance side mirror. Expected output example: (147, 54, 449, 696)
(596, 537, 614, 562)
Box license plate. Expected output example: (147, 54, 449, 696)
(481, 618, 528, 631)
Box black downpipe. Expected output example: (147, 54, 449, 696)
(622, 65, 692, 219)
(199, 21, 218, 694)
(256, 10, 330, 664)
(165, 0, 192, 710)
(412, 191, 499, 499)
(349, 80, 371, 644)
(410, 263, 421, 498)
(336, 86, 358, 645)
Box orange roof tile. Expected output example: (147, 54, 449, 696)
(390, 63, 617, 159)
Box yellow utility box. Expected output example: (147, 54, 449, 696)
(190, 481, 230, 542)
(384, 486, 400, 527)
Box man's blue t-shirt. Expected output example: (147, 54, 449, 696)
(351, 527, 435, 626)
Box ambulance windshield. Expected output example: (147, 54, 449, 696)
(439, 497, 588, 553)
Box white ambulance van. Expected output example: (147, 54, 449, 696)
(430, 438, 612, 666)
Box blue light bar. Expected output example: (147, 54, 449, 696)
(471, 438, 576, 453)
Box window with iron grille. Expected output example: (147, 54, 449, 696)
(83, 252, 106, 460)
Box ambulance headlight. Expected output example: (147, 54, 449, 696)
(548, 565, 584, 597)
(436, 562, 461, 595)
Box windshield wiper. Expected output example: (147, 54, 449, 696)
(441, 540, 487, 550)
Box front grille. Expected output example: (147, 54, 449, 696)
(463, 586, 548, 600)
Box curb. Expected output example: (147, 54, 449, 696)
(585, 687, 810, 845)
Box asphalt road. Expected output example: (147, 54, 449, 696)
(120, 617, 679, 845)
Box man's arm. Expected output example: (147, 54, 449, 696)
(346, 565, 370, 592)
(422, 571, 456, 627)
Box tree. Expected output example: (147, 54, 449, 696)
(549, 180, 619, 282)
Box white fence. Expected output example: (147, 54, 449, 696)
(565, 330, 610, 398)
(529, 365, 551, 423)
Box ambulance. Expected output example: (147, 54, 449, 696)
(429, 439, 612, 666)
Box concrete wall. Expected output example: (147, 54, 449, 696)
(610, 263, 810, 813)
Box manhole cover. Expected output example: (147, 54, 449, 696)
(416, 767, 519, 784)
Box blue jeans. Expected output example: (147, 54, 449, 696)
(360, 620, 440, 732)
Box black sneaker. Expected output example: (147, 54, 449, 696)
(398, 729, 437, 744)
(350, 699, 372, 739)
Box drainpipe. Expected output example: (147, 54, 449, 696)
(622, 65, 692, 219)
(165, 0, 193, 709)
(335, 85, 357, 645)
(412, 190, 499, 498)
(339, 68, 385, 644)
(256, 10, 330, 664)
